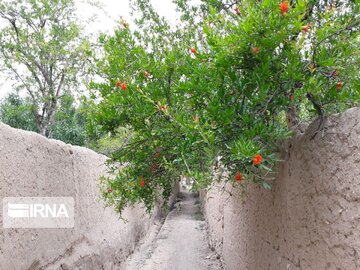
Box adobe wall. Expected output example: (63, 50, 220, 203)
(0, 123, 176, 269)
(201, 108, 360, 270)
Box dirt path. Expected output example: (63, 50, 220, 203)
(124, 190, 223, 270)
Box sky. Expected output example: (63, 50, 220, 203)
(0, 0, 185, 99)
(76, 0, 182, 35)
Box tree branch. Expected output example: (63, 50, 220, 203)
(306, 92, 325, 139)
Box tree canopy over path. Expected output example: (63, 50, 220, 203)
(88, 0, 359, 214)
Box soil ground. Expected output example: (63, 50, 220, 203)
(124, 189, 223, 270)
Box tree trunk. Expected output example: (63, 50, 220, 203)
(286, 104, 299, 129)
(35, 101, 57, 137)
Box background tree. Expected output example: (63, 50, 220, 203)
(0, 0, 91, 136)
(0, 91, 91, 146)
(48, 92, 88, 145)
(0, 91, 37, 131)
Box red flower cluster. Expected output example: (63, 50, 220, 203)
(140, 180, 146, 187)
(161, 104, 168, 112)
(336, 82, 344, 91)
(279, 1, 289, 16)
(153, 147, 162, 159)
(302, 24, 310, 33)
(251, 47, 260, 55)
(116, 81, 127, 91)
(234, 171, 242, 182)
(253, 154, 263, 166)
(144, 71, 151, 78)
(190, 48, 197, 54)
(149, 163, 159, 173)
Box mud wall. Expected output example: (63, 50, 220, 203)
(0, 123, 175, 270)
(201, 108, 360, 270)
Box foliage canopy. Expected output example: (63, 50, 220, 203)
(0, 91, 90, 145)
(89, 0, 360, 214)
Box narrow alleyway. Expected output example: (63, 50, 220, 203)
(124, 189, 223, 270)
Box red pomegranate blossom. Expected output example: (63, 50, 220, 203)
(149, 163, 158, 173)
(253, 154, 263, 166)
(336, 82, 344, 91)
(121, 82, 127, 91)
(235, 171, 242, 182)
(116, 81, 122, 87)
(279, 1, 289, 16)
(302, 24, 310, 33)
(140, 180, 146, 187)
(251, 47, 260, 55)
(161, 104, 168, 112)
(190, 48, 197, 54)
(154, 147, 162, 158)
